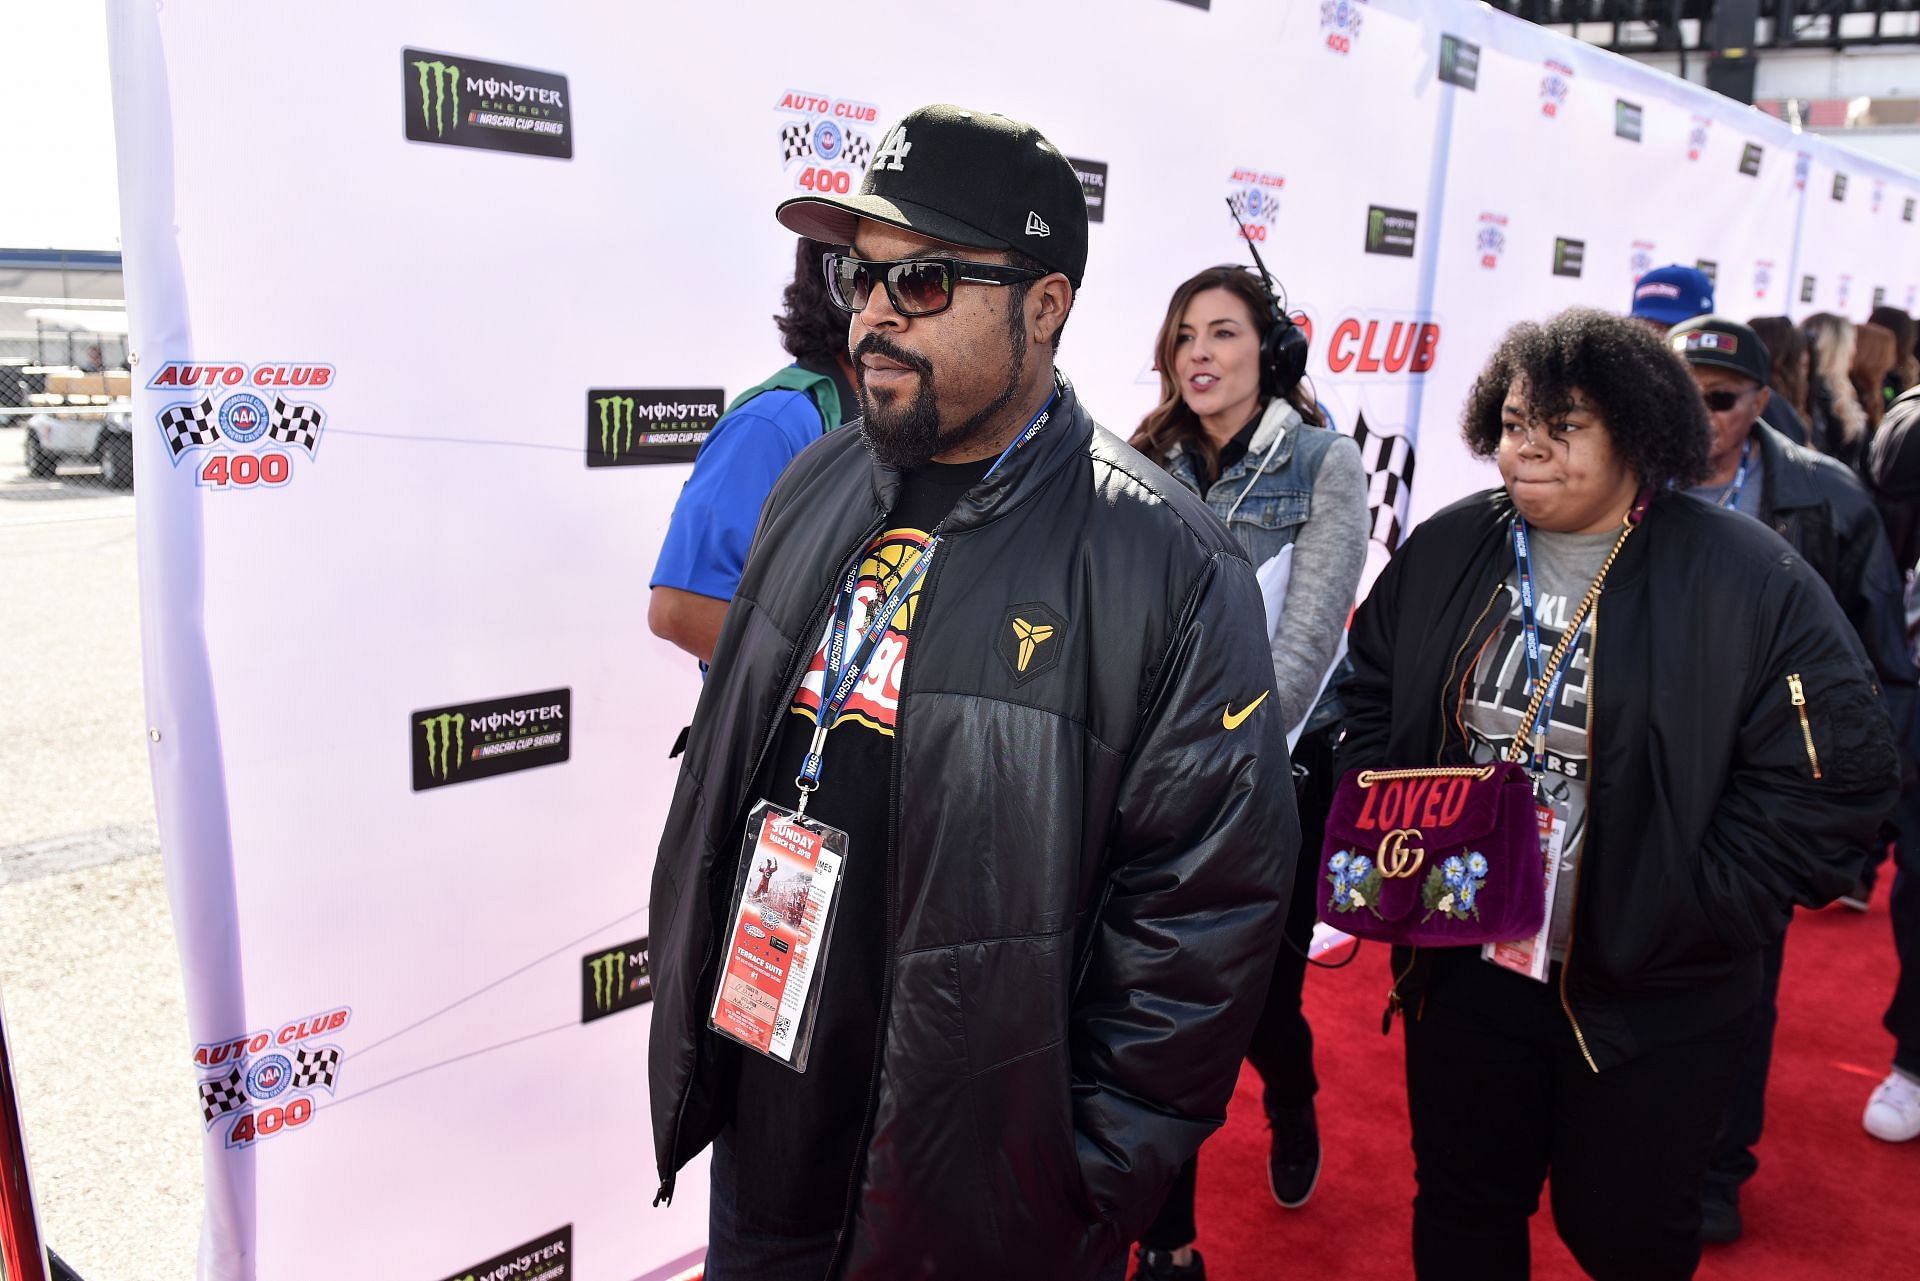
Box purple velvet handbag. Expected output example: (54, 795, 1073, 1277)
(1317, 762, 1545, 947)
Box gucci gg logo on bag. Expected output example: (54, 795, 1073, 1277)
(1376, 828, 1426, 879)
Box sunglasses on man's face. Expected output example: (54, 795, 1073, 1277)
(1702, 387, 1758, 413)
(822, 252, 1044, 318)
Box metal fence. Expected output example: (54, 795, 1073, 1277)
(0, 258, 133, 491)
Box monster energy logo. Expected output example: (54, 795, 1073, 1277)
(589, 949, 625, 1013)
(413, 59, 461, 137)
(596, 395, 638, 462)
(582, 936, 649, 1021)
(419, 712, 466, 781)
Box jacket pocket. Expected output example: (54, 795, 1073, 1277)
(1786, 674, 1822, 779)
(1226, 489, 1311, 534)
(1791, 665, 1899, 794)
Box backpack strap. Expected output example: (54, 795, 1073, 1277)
(724, 365, 841, 436)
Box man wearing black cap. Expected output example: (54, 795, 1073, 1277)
(1671, 315, 1916, 1243)
(647, 104, 1297, 1279)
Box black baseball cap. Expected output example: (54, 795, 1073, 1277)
(775, 103, 1088, 287)
(1669, 315, 1771, 386)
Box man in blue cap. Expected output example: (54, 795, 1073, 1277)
(1628, 263, 1714, 333)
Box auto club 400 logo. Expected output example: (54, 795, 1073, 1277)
(1630, 240, 1656, 282)
(195, 1006, 348, 1150)
(776, 89, 880, 195)
(1476, 212, 1508, 270)
(1320, 0, 1364, 55)
(1687, 115, 1712, 162)
(147, 361, 331, 490)
(1227, 170, 1286, 242)
(1540, 59, 1573, 118)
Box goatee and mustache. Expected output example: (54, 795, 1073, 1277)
(853, 313, 1027, 470)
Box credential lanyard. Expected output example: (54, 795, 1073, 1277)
(1512, 517, 1579, 776)
(1716, 436, 1752, 510)
(793, 392, 1058, 812)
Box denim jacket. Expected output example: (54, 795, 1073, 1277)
(1163, 399, 1369, 737)
(1164, 401, 1342, 565)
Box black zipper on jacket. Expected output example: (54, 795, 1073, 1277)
(655, 511, 887, 1208)
(822, 530, 949, 1279)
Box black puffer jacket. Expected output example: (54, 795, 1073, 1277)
(1336, 489, 1900, 1070)
(648, 376, 1298, 1278)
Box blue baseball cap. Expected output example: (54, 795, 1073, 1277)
(1630, 265, 1714, 327)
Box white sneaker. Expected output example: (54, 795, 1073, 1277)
(1863, 1071, 1920, 1142)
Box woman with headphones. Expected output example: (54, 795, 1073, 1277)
(1128, 264, 1369, 1281)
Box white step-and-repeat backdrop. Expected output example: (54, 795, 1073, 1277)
(105, 2, 1920, 1278)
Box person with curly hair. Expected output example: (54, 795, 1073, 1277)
(1336, 308, 1900, 1280)
(649, 237, 856, 662)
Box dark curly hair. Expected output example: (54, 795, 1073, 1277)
(775, 237, 852, 366)
(1462, 307, 1710, 490)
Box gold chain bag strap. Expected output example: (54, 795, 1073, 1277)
(1316, 491, 1650, 948)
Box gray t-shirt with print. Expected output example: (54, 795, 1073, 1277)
(1461, 526, 1615, 960)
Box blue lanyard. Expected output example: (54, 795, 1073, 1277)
(1716, 436, 1752, 510)
(1511, 517, 1582, 775)
(794, 392, 1057, 811)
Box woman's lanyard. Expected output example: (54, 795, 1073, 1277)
(793, 392, 1058, 814)
(1508, 492, 1649, 778)
(1715, 436, 1753, 510)
(1511, 520, 1563, 775)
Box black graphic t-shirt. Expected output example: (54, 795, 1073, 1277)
(726, 454, 991, 1234)
(1461, 527, 1613, 960)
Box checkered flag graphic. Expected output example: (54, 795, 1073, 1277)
(842, 130, 873, 172)
(269, 396, 324, 455)
(159, 397, 220, 458)
(1348, 412, 1418, 552)
(199, 1068, 246, 1124)
(291, 1045, 340, 1091)
(780, 120, 813, 166)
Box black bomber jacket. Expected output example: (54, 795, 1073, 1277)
(1335, 488, 1901, 1071)
(648, 375, 1300, 1278)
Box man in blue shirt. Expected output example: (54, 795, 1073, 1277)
(649, 237, 858, 662)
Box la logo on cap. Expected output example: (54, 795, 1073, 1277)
(872, 124, 911, 172)
(1025, 211, 1051, 237)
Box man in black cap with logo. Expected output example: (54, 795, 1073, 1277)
(647, 104, 1297, 1279)
(1671, 314, 1916, 1243)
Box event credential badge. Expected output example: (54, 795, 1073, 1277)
(709, 801, 848, 1072)
(1482, 802, 1566, 983)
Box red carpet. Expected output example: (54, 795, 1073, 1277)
(1191, 882, 1920, 1279)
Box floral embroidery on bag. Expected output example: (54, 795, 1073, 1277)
(1421, 851, 1488, 922)
(1327, 849, 1384, 918)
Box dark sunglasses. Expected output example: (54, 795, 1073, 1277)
(822, 252, 1044, 317)
(1702, 387, 1758, 412)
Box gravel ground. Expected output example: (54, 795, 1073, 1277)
(0, 422, 202, 1280)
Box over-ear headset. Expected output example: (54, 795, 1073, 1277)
(1223, 198, 1309, 399)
